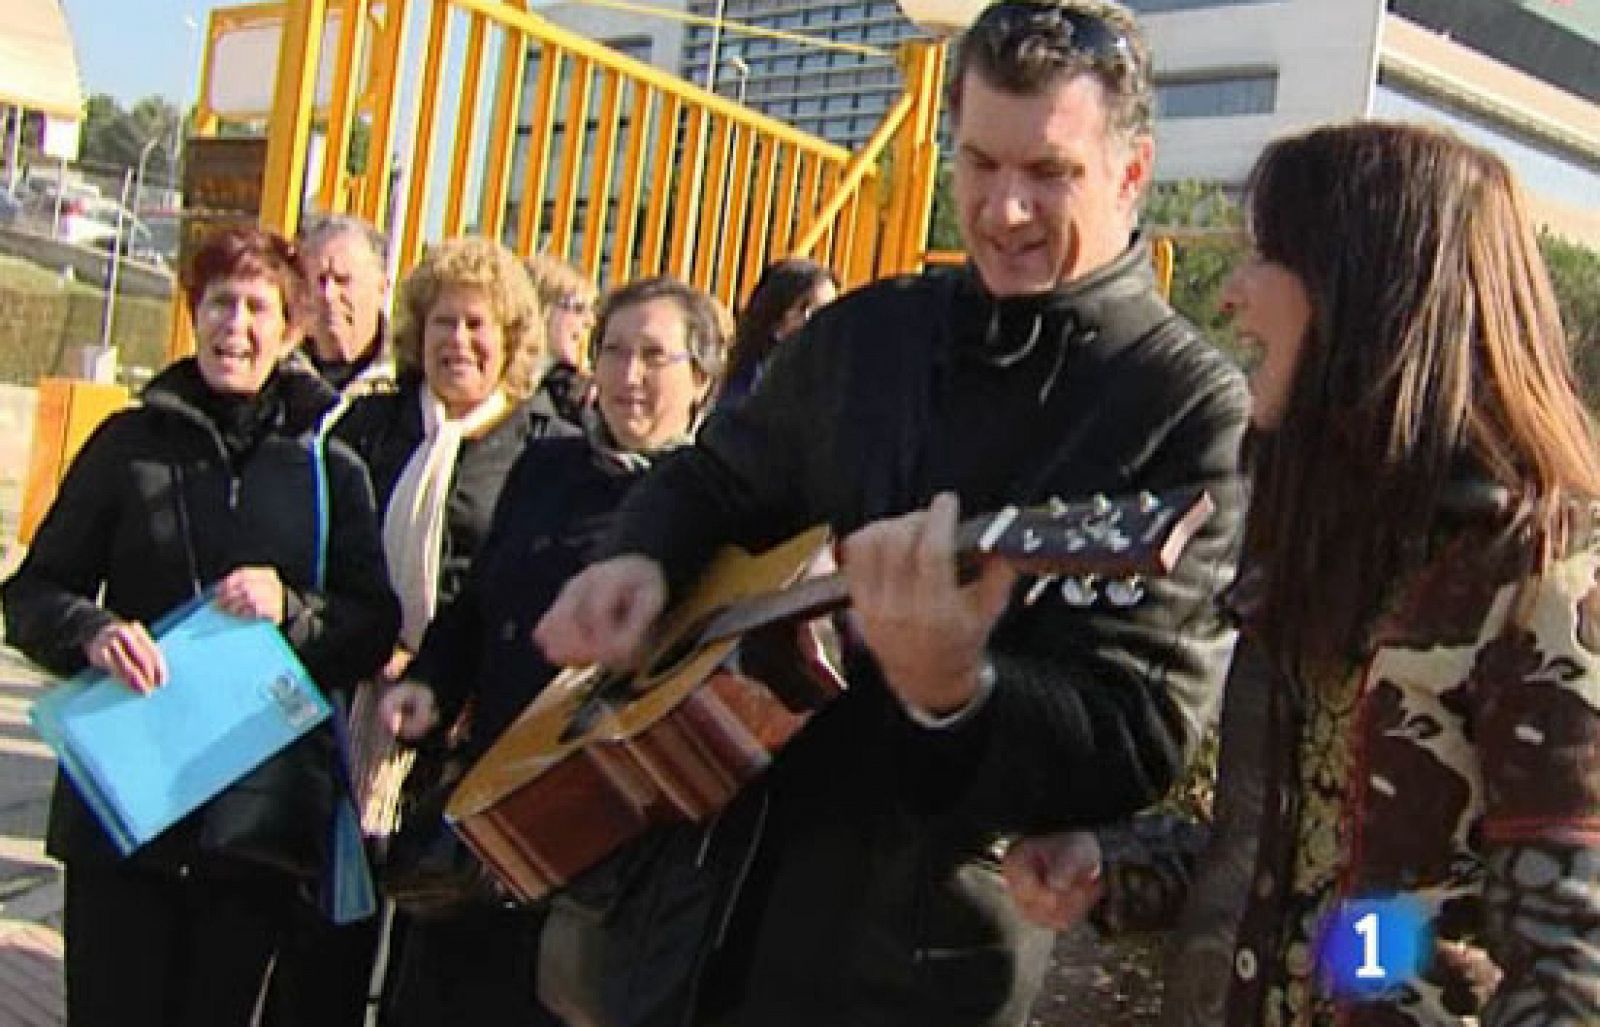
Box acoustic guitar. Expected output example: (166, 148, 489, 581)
(446, 487, 1215, 903)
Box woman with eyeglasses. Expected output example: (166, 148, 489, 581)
(1005, 122, 1600, 1026)
(719, 258, 838, 409)
(377, 276, 728, 1026)
(525, 252, 600, 427)
(2, 226, 399, 1026)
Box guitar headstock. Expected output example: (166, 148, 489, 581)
(957, 486, 1215, 582)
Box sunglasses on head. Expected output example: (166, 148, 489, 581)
(973, 2, 1134, 66)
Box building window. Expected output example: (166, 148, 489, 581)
(603, 35, 652, 63)
(1155, 72, 1277, 118)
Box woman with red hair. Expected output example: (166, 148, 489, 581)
(4, 226, 398, 1026)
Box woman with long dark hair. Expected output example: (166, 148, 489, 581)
(719, 258, 836, 407)
(1005, 122, 1600, 1024)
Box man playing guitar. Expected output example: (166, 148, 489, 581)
(536, 2, 1249, 1023)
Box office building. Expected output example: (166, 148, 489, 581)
(1137, 0, 1599, 244)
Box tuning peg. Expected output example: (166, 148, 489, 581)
(1060, 575, 1099, 607)
(1105, 576, 1146, 607)
(1091, 494, 1112, 515)
(1024, 576, 1056, 606)
(1138, 492, 1160, 514)
(1047, 496, 1069, 517)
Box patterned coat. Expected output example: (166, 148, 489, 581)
(1224, 512, 1600, 1025)
(1115, 508, 1600, 1026)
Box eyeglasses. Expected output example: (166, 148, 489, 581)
(972, 2, 1134, 68)
(595, 342, 694, 371)
(553, 294, 594, 316)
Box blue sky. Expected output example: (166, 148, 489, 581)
(62, 0, 208, 107)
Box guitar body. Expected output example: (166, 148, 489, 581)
(443, 487, 1216, 905)
(446, 527, 839, 904)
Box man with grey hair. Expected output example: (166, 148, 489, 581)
(294, 212, 395, 397)
(264, 212, 396, 1025)
(533, 2, 1249, 1024)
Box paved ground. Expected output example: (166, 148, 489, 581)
(0, 640, 66, 1026)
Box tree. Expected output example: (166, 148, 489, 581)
(79, 93, 184, 186)
(1142, 181, 1246, 355)
(1543, 232, 1600, 409)
(928, 164, 961, 252)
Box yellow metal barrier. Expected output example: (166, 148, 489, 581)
(19, 380, 130, 545)
(173, 0, 946, 362)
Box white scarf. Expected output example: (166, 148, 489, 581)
(382, 387, 510, 649)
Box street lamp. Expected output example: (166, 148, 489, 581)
(893, 0, 986, 36)
(705, 0, 727, 92)
(172, 14, 202, 199)
(134, 136, 161, 218)
(723, 55, 750, 105)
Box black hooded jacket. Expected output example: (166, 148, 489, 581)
(597, 237, 1251, 1026)
(3, 359, 399, 873)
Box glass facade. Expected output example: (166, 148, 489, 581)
(680, 0, 926, 148)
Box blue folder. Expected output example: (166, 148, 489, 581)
(29, 597, 331, 856)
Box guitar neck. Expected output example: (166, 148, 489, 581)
(701, 572, 851, 645)
(695, 512, 1012, 645)
(690, 488, 1212, 649)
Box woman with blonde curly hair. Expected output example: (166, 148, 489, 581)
(294, 237, 573, 1026)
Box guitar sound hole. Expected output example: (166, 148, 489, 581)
(637, 611, 719, 691)
(560, 672, 624, 743)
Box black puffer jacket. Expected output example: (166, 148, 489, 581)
(3, 359, 399, 873)
(601, 238, 1251, 1026)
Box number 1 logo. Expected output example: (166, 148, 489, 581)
(1321, 896, 1430, 998)
(1353, 911, 1386, 980)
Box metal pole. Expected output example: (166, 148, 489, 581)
(51, 157, 67, 238)
(99, 168, 133, 363)
(704, 0, 725, 92)
(726, 55, 749, 105)
(134, 137, 159, 220)
(5, 106, 20, 194)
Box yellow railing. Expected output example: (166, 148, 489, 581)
(179, 0, 945, 348)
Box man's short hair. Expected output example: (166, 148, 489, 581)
(949, 0, 1153, 142)
(297, 212, 389, 266)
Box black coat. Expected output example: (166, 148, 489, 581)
(3, 359, 399, 874)
(602, 238, 1252, 1026)
(409, 433, 645, 753)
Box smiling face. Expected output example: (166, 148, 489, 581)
(1220, 254, 1314, 430)
(423, 284, 507, 416)
(951, 70, 1150, 296)
(595, 296, 708, 452)
(194, 274, 296, 395)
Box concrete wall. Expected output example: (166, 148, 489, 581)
(1142, 0, 1387, 186)
(0, 226, 174, 301)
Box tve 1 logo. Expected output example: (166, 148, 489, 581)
(1319, 896, 1431, 998)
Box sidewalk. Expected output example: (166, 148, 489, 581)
(0, 540, 66, 1026)
(0, 660, 65, 1025)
